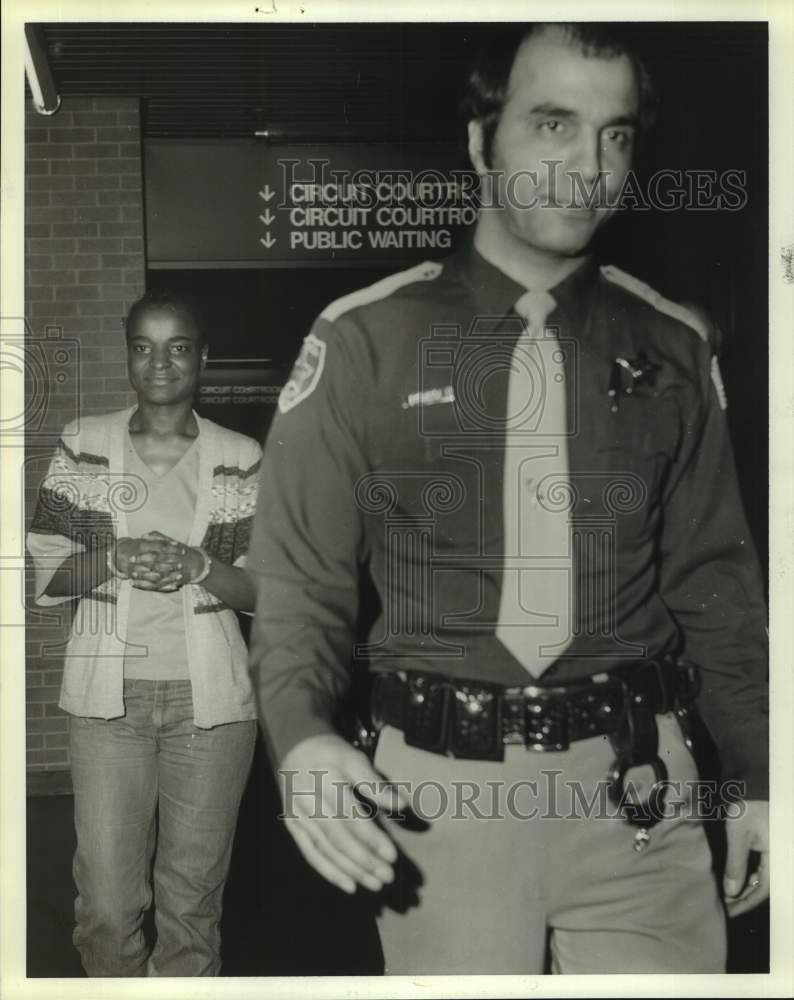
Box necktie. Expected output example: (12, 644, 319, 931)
(495, 290, 573, 678)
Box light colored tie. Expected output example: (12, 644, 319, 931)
(495, 290, 573, 678)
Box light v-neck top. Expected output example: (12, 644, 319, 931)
(123, 431, 199, 680)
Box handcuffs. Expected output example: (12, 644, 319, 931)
(606, 663, 700, 851)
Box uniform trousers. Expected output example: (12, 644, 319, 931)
(372, 712, 726, 974)
(69, 679, 256, 977)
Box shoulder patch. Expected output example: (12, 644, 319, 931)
(320, 260, 443, 323)
(278, 333, 326, 414)
(600, 264, 709, 342)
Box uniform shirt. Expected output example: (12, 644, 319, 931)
(247, 243, 768, 798)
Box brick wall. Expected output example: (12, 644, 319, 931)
(24, 97, 145, 776)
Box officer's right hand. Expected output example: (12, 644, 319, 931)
(279, 733, 411, 895)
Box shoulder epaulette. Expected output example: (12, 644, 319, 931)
(600, 264, 709, 343)
(320, 260, 443, 323)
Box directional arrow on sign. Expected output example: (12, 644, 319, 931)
(258, 186, 276, 202)
(259, 209, 275, 226)
(260, 234, 277, 248)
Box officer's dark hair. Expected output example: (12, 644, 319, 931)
(462, 23, 658, 167)
(124, 289, 206, 347)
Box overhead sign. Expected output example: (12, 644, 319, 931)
(145, 143, 478, 267)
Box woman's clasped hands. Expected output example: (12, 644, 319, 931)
(114, 531, 204, 591)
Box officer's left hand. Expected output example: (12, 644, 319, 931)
(723, 799, 768, 917)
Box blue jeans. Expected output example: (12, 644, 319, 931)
(69, 679, 256, 977)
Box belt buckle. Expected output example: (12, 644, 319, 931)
(523, 689, 569, 752)
(402, 674, 451, 755)
(449, 683, 504, 762)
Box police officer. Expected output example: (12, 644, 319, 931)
(247, 23, 768, 974)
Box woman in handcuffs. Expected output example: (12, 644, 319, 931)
(27, 290, 262, 976)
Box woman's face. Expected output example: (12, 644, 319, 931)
(126, 307, 207, 406)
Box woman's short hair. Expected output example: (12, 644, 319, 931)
(124, 290, 206, 346)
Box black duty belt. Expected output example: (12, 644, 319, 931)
(351, 657, 701, 837)
(369, 657, 699, 760)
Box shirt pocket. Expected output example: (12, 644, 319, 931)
(581, 396, 677, 536)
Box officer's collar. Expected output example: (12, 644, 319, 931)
(454, 237, 600, 332)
